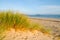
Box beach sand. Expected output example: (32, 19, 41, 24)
(30, 18, 60, 33)
(29, 18, 60, 40)
(2, 29, 53, 40)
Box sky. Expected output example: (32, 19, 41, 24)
(0, 0, 60, 15)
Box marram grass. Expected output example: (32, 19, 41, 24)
(0, 11, 28, 32)
(0, 11, 51, 35)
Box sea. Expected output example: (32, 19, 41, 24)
(28, 15, 60, 19)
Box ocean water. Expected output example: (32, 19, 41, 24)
(28, 15, 60, 19)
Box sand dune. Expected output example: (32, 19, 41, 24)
(2, 28, 53, 40)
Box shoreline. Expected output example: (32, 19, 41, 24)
(29, 17, 60, 22)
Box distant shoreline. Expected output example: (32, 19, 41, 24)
(29, 17, 60, 22)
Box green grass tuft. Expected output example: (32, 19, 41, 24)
(0, 11, 30, 32)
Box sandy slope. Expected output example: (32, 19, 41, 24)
(2, 28, 53, 40)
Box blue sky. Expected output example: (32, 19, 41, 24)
(0, 0, 60, 14)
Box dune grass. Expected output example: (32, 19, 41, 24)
(0, 11, 51, 35)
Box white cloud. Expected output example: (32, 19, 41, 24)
(21, 5, 60, 15)
(36, 5, 60, 14)
(2, 5, 60, 15)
